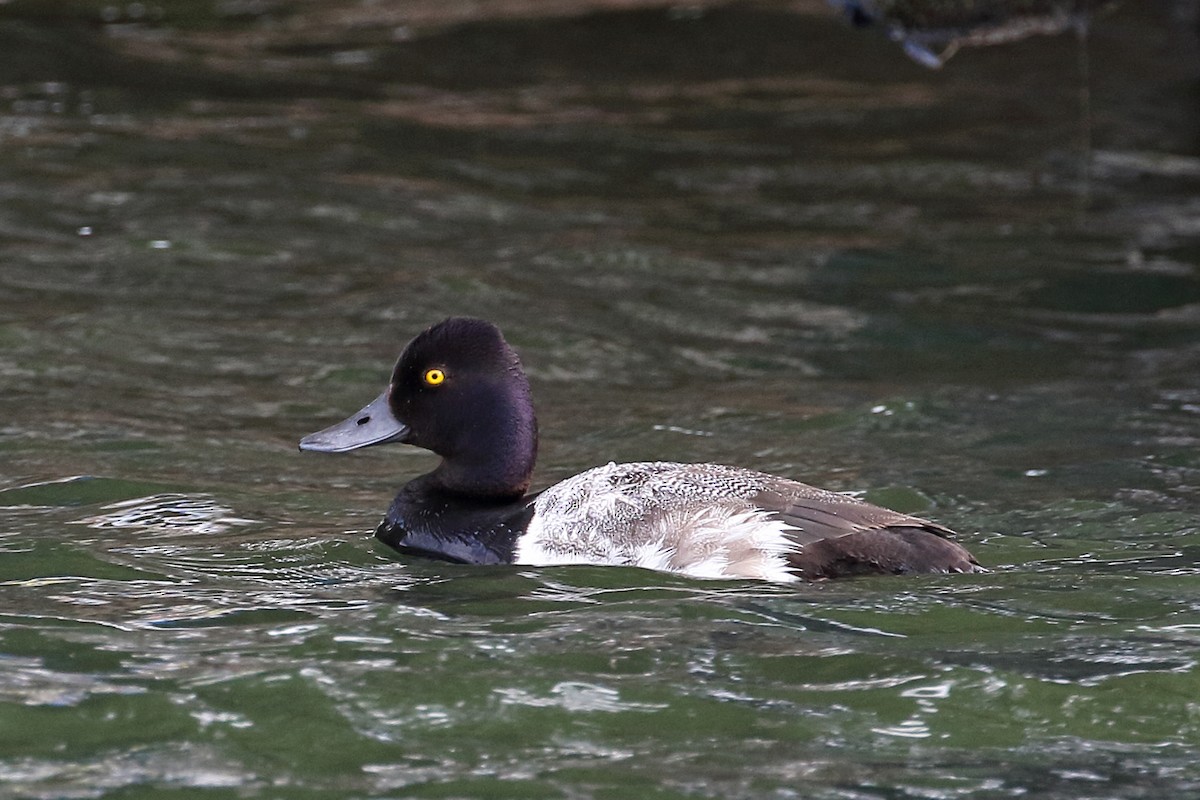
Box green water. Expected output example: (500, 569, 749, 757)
(2, 2, 1199, 797)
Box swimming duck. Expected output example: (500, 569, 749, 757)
(300, 317, 982, 581)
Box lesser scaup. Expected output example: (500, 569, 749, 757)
(300, 317, 982, 581)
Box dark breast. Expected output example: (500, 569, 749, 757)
(376, 484, 534, 565)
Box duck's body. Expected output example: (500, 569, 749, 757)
(301, 317, 982, 582)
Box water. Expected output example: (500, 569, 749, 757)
(2, 1, 1199, 797)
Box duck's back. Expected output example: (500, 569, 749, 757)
(514, 461, 981, 581)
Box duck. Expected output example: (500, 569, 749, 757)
(299, 317, 983, 582)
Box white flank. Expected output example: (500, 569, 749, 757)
(513, 463, 803, 583)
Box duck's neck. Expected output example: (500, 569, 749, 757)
(431, 450, 533, 499)
(429, 397, 537, 500)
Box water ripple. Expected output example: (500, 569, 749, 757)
(72, 493, 258, 535)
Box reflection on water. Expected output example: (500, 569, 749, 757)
(1, 1, 1199, 798)
(828, 0, 1116, 68)
(76, 493, 258, 534)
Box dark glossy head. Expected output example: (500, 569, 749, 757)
(300, 317, 538, 497)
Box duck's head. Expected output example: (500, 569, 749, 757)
(300, 317, 538, 497)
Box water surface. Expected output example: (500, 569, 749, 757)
(2, 2, 1199, 797)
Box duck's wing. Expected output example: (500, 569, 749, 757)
(754, 481, 983, 579)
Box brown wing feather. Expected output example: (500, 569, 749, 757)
(754, 481, 983, 580)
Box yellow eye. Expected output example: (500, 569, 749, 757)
(423, 368, 446, 386)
